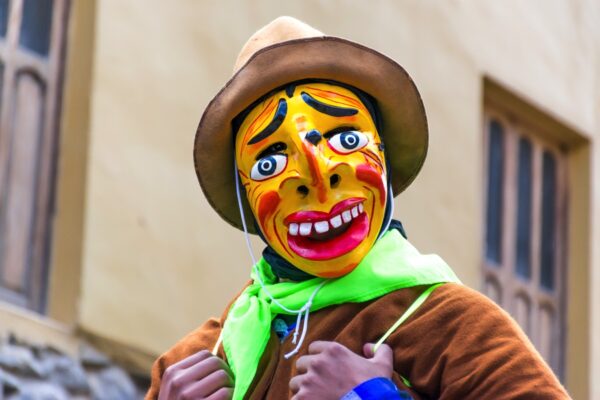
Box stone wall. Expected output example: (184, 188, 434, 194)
(0, 334, 147, 400)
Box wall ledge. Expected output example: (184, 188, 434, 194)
(0, 302, 79, 357)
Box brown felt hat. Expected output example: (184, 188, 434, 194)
(194, 16, 428, 233)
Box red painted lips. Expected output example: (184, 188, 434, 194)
(285, 198, 369, 260)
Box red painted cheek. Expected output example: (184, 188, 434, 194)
(257, 191, 281, 235)
(356, 163, 386, 206)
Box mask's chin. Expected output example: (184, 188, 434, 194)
(288, 229, 378, 278)
(255, 190, 392, 280)
(262, 228, 376, 279)
(294, 255, 362, 278)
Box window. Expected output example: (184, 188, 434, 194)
(483, 107, 567, 379)
(0, 0, 69, 312)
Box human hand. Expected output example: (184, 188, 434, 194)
(289, 341, 394, 400)
(158, 350, 234, 400)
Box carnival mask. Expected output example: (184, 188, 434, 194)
(235, 82, 387, 278)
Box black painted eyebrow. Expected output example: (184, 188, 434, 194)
(256, 142, 287, 160)
(300, 92, 358, 117)
(323, 126, 359, 139)
(248, 98, 287, 145)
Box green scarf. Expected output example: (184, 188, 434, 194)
(222, 229, 460, 399)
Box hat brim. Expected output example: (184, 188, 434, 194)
(194, 37, 428, 233)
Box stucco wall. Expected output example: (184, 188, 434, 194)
(76, 1, 600, 398)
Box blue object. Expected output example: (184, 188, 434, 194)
(341, 377, 413, 400)
(272, 318, 296, 341)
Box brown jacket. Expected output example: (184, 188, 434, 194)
(146, 283, 569, 399)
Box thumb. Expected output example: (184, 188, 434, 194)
(363, 343, 393, 365)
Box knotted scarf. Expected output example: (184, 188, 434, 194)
(222, 229, 460, 399)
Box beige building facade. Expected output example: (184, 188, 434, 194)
(0, 1, 598, 399)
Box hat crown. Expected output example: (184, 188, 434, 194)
(234, 16, 324, 72)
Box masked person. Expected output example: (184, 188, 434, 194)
(146, 17, 569, 400)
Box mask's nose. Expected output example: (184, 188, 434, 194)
(293, 131, 344, 203)
(290, 115, 333, 202)
(296, 172, 342, 198)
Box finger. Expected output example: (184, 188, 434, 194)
(294, 354, 316, 374)
(208, 355, 233, 377)
(170, 355, 229, 391)
(168, 349, 212, 372)
(184, 355, 230, 380)
(369, 343, 394, 366)
(219, 358, 233, 376)
(363, 343, 375, 358)
(162, 351, 214, 395)
(307, 340, 336, 355)
(289, 374, 303, 394)
(291, 389, 309, 400)
(180, 368, 233, 399)
(205, 386, 233, 400)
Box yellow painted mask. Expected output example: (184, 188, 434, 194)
(235, 82, 388, 278)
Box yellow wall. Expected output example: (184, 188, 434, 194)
(47, 0, 96, 327)
(74, 1, 600, 398)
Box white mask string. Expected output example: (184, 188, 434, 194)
(233, 159, 325, 358)
(377, 177, 394, 240)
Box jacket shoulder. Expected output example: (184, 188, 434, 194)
(388, 282, 570, 399)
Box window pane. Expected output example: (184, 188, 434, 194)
(0, 72, 45, 292)
(514, 292, 531, 336)
(515, 137, 532, 279)
(485, 120, 504, 264)
(539, 305, 557, 371)
(484, 276, 502, 304)
(0, 0, 8, 38)
(540, 151, 557, 290)
(19, 0, 53, 56)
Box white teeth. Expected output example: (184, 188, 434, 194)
(342, 210, 352, 223)
(291, 203, 365, 237)
(314, 221, 329, 234)
(299, 222, 312, 236)
(330, 215, 342, 228)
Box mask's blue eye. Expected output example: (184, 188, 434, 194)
(327, 130, 369, 154)
(250, 154, 287, 181)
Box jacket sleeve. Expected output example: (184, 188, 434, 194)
(387, 283, 570, 400)
(144, 317, 223, 400)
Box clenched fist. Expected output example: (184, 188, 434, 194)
(289, 341, 394, 400)
(158, 350, 234, 400)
